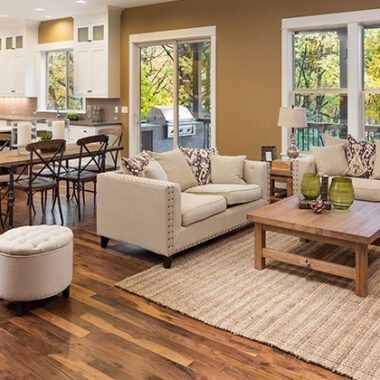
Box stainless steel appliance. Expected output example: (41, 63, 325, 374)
(141, 105, 208, 152)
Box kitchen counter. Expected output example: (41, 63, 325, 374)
(0, 115, 47, 123)
(68, 120, 122, 126)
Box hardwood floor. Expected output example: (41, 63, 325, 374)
(0, 187, 347, 379)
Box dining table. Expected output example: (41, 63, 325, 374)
(0, 143, 123, 230)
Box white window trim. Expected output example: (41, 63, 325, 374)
(37, 41, 86, 114)
(281, 8, 380, 155)
(129, 26, 216, 157)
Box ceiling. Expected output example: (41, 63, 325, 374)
(0, 0, 175, 24)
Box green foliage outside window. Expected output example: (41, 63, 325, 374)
(364, 27, 380, 126)
(47, 51, 83, 111)
(139, 42, 211, 121)
(294, 30, 347, 150)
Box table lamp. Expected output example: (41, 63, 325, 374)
(278, 106, 307, 159)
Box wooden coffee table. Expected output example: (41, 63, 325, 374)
(247, 195, 380, 297)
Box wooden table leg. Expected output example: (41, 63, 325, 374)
(286, 177, 293, 196)
(254, 223, 266, 269)
(355, 244, 368, 297)
(7, 167, 14, 230)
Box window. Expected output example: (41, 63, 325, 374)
(363, 26, 380, 142)
(282, 9, 380, 154)
(46, 50, 83, 111)
(293, 29, 347, 151)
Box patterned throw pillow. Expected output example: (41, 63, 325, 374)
(121, 151, 151, 176)
(346, 135, 376, 178)
(179, 147, 218, 185)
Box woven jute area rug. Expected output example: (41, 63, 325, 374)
(116, 227, 380, 380)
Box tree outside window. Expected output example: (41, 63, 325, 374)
(293, 29, 348, 151)
(47, 50, 83, 111)
(364, 26, 380, 142)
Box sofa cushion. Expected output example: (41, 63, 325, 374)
(311, 144, 348, 176)
(346, 135, 376, 178)
(179, 146, 218, 185)
(210, 154, 246, 184)
(142, 160, 168, 181)
(121, 151, 151, 176)
(325, 133, 348, 150)
(371, 139, 380, 180)
(350, 177, 380, 202)
(186, 184, 261, 205)
(150, 149, 198, 191)
(181, 193, 226, 227)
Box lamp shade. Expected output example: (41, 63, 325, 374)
(278, 107, 307, 128)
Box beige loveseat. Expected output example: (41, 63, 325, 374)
(293, 155, 380, 202)
(97, 160, 269, 268)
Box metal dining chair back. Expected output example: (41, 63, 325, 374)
(97, 128, 123, 171)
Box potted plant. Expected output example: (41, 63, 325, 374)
(39, 131, 57, 154)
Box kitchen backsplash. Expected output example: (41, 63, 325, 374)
(0, 97, 121, 123)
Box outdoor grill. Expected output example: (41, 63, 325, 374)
(141, 105, 208, 152)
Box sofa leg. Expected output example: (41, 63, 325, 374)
(100, 236, 109, 249)
(163, 257, 172, 269)
(16, 302, 25, 317)
(62, 285, 70, 299)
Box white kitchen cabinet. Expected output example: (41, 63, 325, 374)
(74, 7, 121, 98)
(75, 46, 107, 98)
(75, 48, 93, 97)
(0, 23, 38, 97)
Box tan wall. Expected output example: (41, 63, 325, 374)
(38, 17, 73, 44)
(121, 0, 380, 159)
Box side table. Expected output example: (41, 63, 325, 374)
(270, 160, 293, 203)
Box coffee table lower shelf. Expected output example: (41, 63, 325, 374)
(254, 223, 368, 297)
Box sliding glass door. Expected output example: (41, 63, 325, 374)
(138, 39, 212, 153)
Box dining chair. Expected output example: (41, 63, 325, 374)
(0, 133, 11, 151)
(0, 134, 12, 229)
(93, 128, 122, 171)
(59, 134, 108, 219)
(73, 128, 122, 173)
(14, 139, 66, 226)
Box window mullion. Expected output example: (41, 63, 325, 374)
(347, 22, 363, 139)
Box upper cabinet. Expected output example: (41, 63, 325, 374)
(0, 23, 38, 97)
(74, 7, 121, 98)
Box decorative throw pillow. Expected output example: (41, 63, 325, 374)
(121, 151, 150, 176)
(325, 133, 348, 151)
(210, 154, 247, 185)
(346, 135, 376, 178)
(370, 139, 380, 179)
(142, 160, 168, 181)
(310, 144, 348, 176)
(150, 148, 198, 191)
(179, 147, 218, 185)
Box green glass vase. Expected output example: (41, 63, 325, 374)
(329, 177, 355, 210)
(301, 173, 321, 200)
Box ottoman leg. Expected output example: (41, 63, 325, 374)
(16, 302, 25, 317)
(62, 285, 70, 299)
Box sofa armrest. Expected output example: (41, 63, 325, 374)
(244, 160, 270, 205)
(97, 172, 181, 256)
(293, 155, 317, 194)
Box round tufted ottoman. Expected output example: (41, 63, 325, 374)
(0, 225, 73, 316)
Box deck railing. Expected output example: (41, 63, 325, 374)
(295, 123, 380, 151)
(295, 123, 345, 151)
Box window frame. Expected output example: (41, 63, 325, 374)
(129, 26, 216, 157)
(37, 41, 85, 114)
(282, 8, 380, 155)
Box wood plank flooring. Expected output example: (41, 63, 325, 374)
(0, 188, 347, 379)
